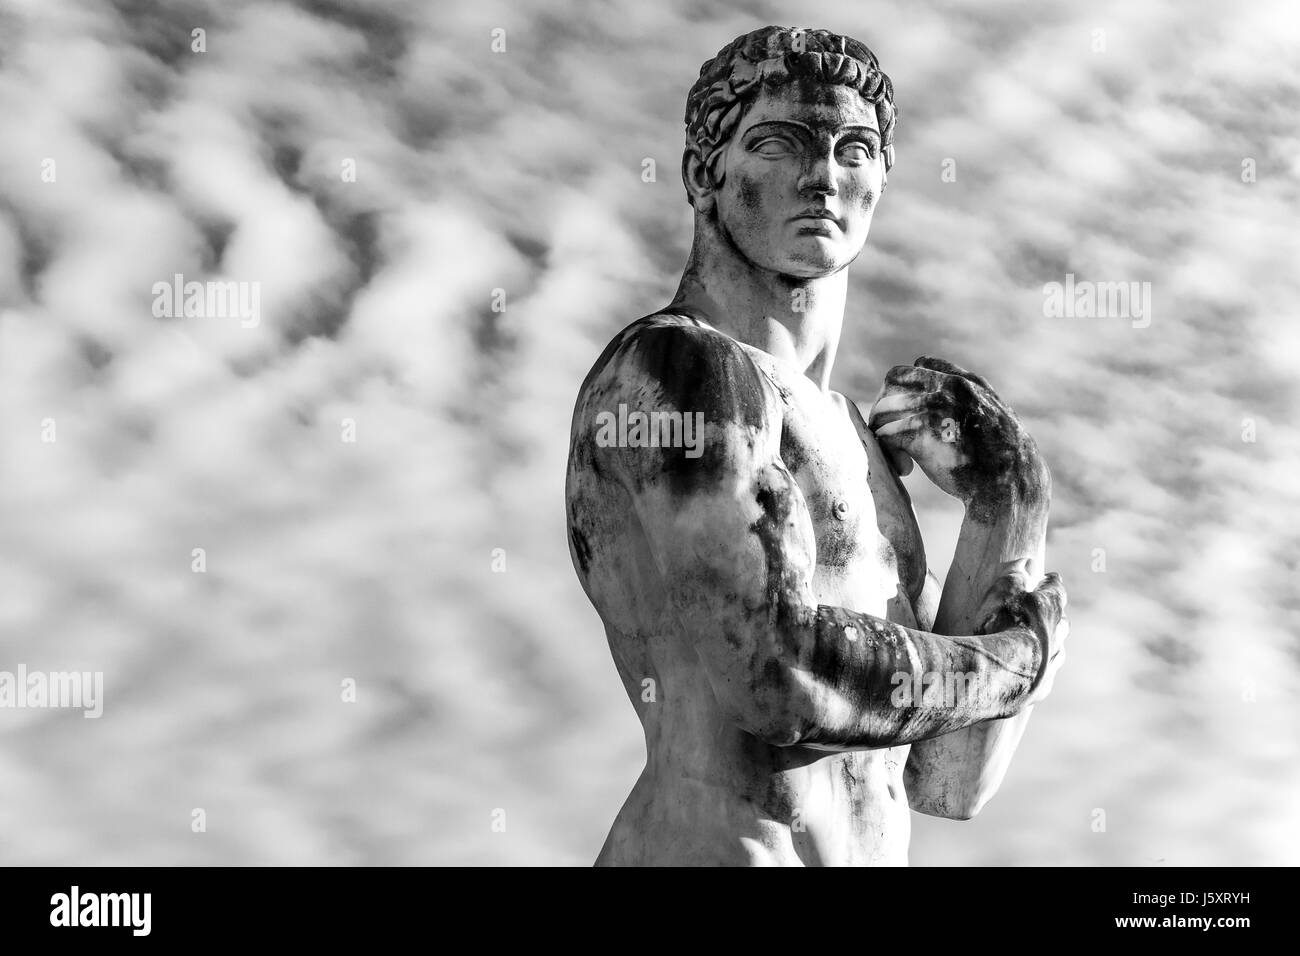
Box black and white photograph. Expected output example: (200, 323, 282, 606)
(1, 0, 1296, 898)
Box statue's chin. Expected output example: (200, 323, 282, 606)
(776, 236, 860, 279)
(778, 254, 850, 280)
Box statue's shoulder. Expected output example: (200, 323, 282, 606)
(577, 311, 767, 423)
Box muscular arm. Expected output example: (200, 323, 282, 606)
(867, 357, 1061, 818)
(573, 321, 1059, 751)
(904, 503, 1049, 816)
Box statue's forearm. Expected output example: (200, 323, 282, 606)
(904, 490, 1050, 818)
(736, 604, 1042, 750)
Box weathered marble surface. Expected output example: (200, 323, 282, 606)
(565, 26, 1068, 866)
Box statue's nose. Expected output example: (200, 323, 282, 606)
(798, 155, 837, 196)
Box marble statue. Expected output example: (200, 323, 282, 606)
(565, 26, 1069, 866)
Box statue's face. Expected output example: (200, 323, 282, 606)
(713, 78, 884, 279)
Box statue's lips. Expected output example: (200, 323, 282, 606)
(791, 212, 842, 233)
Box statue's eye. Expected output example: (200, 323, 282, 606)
(753, 137, 794, 157)
(838, 140, 878, 165)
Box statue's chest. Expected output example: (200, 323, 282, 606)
(753, 359, 926, 610)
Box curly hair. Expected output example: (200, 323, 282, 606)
(683, 26, 897, 203)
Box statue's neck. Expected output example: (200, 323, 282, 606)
(668, 222, 846, 392)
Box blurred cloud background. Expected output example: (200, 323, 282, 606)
(0, 0, 1297, 865)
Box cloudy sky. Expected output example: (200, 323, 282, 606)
(1, 0, 1297, 865)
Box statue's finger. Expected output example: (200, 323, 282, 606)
(1037, 571, 1066, 607)
(868, 391, 927, 429)
(1032, 573, 1067, 619)
(882, 364, 942, 392)
(873, 413, 928, 440)
(913, 356, 994, 392)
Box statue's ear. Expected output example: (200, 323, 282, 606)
(681, 146, 717, 215)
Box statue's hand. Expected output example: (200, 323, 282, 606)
(976, 568, 1069, 706)
(867, 357, 1048, 517)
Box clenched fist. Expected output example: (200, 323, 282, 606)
(868, 357, 1050, 522)
(975, 567, 1069, 705)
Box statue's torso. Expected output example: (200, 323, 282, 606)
(568, 314, 926, 865)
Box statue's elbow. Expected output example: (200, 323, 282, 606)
(909, 798, 978, 821)
(909, 785, 998, 821)
(943, 800, 982, 822)
(950, 785, 1003, 820)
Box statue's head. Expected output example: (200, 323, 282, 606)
(683, 26, 897, 279)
